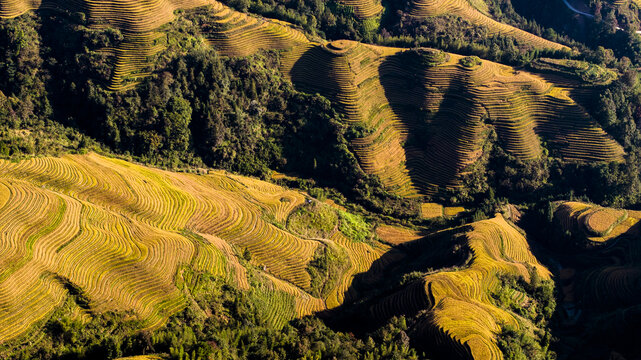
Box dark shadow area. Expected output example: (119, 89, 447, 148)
(519, 205, 641, 360)
(319, 225, 471, 358)
(49, 273, 93, 311)
(378, 50, 481, 195)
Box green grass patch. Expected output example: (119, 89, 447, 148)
(287, 201, 338, 238)
(248, 273, 297, 329)
(338, 210, 372, 242)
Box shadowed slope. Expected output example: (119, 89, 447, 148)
(352, 215, 551, 360)
(277, 41, 624, 195)
(551, 201, 641, 356)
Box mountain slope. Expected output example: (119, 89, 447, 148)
(408, 0, 569, 51)
(0, 153, 389, 343)
(201, 8, 622, 195)
(348, 215, 552, 360)
(277, 41, 623, 195)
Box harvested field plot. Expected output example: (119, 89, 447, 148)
(555, 201, 635, 242)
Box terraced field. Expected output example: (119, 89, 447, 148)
(200, 1, 310, 57)
(336, 0, 383, 19)
(278, 40, 624, 195)
(408, 0, 569, 51)
(554, 201, 638, 242)
(0, 153, 387, 343)
(368, 215, 551, 360)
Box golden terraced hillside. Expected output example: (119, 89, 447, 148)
(202, 8, 623, 196)
(0, 153, 391, 343)
(201, 6, 624, 196)
(204, 4, 624, 196)
(369, 215, 551, 360)
(276, 40, 622, 195)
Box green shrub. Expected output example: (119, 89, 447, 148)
(307, 244, 349, 297)
(287, 201, 338, 238)
(460, 55, 482, 67)
(338, 210, 372, 242)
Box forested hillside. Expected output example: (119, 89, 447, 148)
(2, 0, 641, 359)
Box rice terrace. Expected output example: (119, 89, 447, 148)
(1, 0, 641, 359)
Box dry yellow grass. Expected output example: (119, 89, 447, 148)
(376, 224, 423, 245)
(421, 203, 444, 219)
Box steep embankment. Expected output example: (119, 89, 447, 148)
(0, 153, 389, 343)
